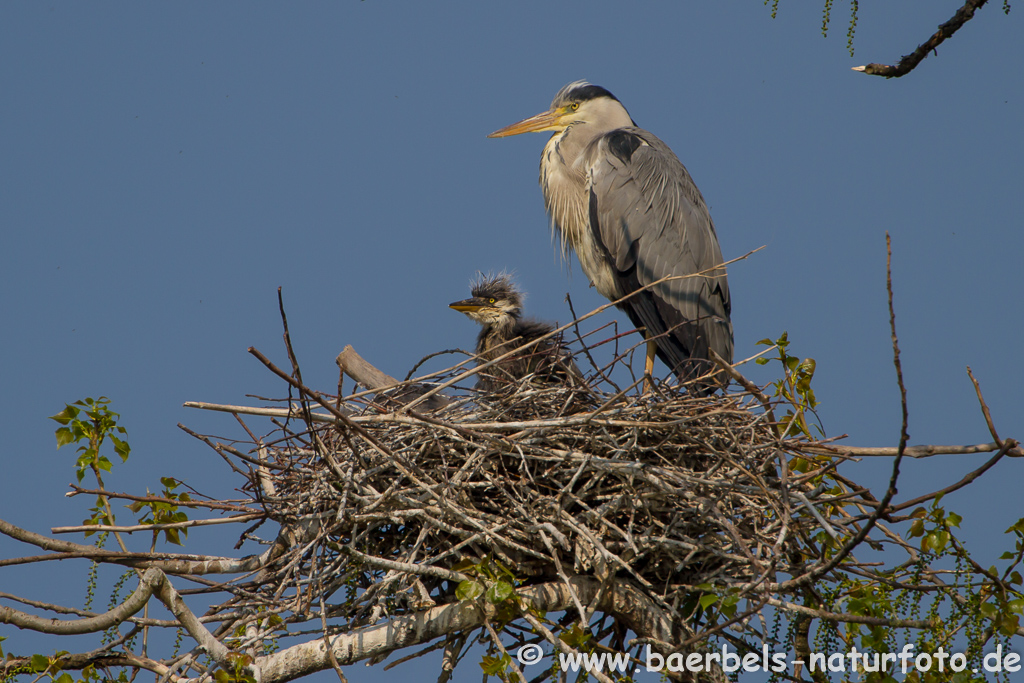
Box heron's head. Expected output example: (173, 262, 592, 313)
(449, 274, 523, 326)
(488, 80, 634, 138)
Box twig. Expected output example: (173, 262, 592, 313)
(51, 514, 262, 535)
(966, 366, 1003, 446)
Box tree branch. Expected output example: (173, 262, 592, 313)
(853, 0, 990, 78)
(0, 567, 230, 667)
(0, 516, 268, 575)
(254, 578, 722, 683)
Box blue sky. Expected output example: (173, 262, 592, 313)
(1, 3, 1022, 681)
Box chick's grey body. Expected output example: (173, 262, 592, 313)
(449, 275, 576, 392)
(490, 82, 733, 385)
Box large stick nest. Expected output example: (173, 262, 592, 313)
(237, 345, 815, 635)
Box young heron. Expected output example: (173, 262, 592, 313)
(489, 81, 732, 391)
(449, 274, 576, 392)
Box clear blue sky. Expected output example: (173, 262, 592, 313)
(1, 3, 1021, 681)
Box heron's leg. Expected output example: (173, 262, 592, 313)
(643, 339, 657, 394)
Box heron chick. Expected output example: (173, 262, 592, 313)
(489, 81, 733, 391)
(449, 275, 576, 392)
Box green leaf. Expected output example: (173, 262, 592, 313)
(754, 357, 769, 365)
(110, 435, 130, 462)
(559, 623, 591, 647)
(998, 613, 1020, 636)
(49, 405, 79, 425)
(947, 512, 962, 528)
(699, 593, 719, 610)
(30, 654, 49, 672)
(922, 530, 949, 553)
(55, 427, 75, 449)
(455, 580, 484, 601)
(480, 654, 508, 676)
(492, 557, 516, 581)
(486, 581, 514, 604)
(451, 558, 478, 573)
(230, 653, 253, 667)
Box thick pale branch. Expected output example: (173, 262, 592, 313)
(254, 578, 721, 683)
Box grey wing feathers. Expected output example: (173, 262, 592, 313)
(585, 128, 733, 380)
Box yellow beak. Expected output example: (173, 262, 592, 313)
(449, 298, 487, 313)
(488, 109, 564, 138)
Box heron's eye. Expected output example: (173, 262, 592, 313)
(488, 298, 496, 304)
(570, 102, 579, 111)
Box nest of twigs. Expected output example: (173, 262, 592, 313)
(232, 340, 816, 633)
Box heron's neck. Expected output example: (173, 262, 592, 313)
(541, 129, 589, 258)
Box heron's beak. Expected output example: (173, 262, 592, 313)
(449, 298, 486, 313)
(488, 109, 563, 138)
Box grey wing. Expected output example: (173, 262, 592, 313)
(585, 128, 733, 379)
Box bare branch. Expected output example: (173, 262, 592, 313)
(853, 0, 990, 78)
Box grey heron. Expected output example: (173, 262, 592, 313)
(488, 81, 732, 390)
(449, 274, 577, 391)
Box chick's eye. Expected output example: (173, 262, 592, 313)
(570, 102, 579, 111)
(488, 298, 496, 304)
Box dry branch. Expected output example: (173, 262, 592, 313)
(853, 0, 991, 78)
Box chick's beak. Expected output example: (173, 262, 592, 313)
(488, 109, 563, 138)
(449, 298, 486, 313)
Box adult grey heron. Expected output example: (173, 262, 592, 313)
(449, 274, 577, 391)
(488, 81, 732, 389)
